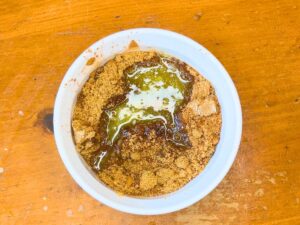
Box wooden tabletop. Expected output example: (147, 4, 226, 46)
(1, 0, 299, 224)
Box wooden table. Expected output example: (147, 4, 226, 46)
(0, 0, 299, 224)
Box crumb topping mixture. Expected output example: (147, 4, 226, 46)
(72, 50, 221, 196)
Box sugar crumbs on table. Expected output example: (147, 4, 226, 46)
(193, 12, 202, 21)
(66, 209, 73, 217)
(78, 205, 84, 212)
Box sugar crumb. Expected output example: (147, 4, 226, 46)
(193, 12, 202, 21)
(66, 209, 73, 217)
(78, 204, 84, 212)
(140, 171, 157, 190)
(86, 57, 95, 66)
(175, 156, 189, 169)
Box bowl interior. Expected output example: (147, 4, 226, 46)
(54, 28, 242, 215)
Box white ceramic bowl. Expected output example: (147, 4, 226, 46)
(54, 28, 242, 215)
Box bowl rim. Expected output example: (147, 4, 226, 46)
(54, 28, 242, 215)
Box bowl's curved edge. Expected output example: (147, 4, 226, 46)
(53, 28, 243, 215)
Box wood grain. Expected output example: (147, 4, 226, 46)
(0, 0, 299, 224)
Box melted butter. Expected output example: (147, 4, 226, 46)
(92, 55, 194, 171)
(105, 57, 191, 145)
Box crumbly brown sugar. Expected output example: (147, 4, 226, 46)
(72, 50, 221, 196)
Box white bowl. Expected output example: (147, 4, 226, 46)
(54, 28, 242, 215)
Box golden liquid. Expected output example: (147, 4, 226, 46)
(92, 55, 193, 171)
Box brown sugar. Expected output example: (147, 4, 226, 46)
(86, 57, 95, 65)
(140, 171, 158, 190)
(128, 40, 139, 49)
(72, 50, 221, 196)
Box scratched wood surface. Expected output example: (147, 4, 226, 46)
(0, 0, 299, 224)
